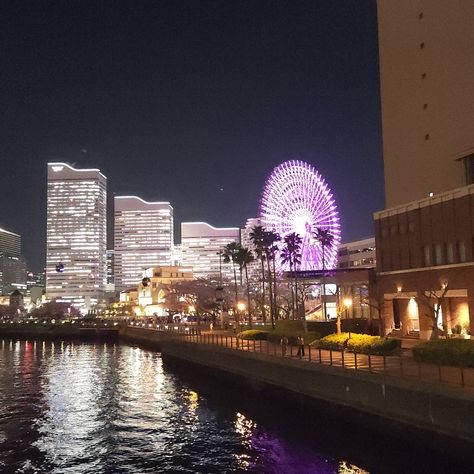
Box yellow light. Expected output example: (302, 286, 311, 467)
(237, 302, 246, 312)
(188, 305, 195, 313)
(343, 298, 352, 308)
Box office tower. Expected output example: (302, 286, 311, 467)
(375, 1, 474, 338)
(0, 227, 26, 295)
(181, 222, 240, 280)
(377, 0, 474, 208)
(337, 237, 376, 269)
(114, 196, 173, 290)
(46, 163, 107, 309)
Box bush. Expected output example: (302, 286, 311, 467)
(267, 331, 320, 345)
(318, 332, 400, 355)
(412, 339, 474, 367)
(237, 329, 269, 340)
(275, 320, 305, 333)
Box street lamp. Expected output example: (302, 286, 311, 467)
(343, 297, 353, 337)
(237, 302, 246, 328)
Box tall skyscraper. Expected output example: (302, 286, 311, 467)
(46, 163, 107, 309)
(181, 222, 240, 280)
(114, 196, 173, 290)
(377, 0, 474, 207)
(0, 227, 26, 295)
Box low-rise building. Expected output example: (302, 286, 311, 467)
(337, 237, 375, 269)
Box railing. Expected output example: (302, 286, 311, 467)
(127, 323, 474, 390)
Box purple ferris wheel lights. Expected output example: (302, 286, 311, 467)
(260, 160, 341, 271)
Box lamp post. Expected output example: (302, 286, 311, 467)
(343, 297, 353, 337)
(237, 302, 246, 329)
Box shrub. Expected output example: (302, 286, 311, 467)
(412, 339, 474, 367)
(237, 329, 269, 340)
(275, 320, 305, 333)
(267, 331, 320, 345)
(318, 332, 400, 355)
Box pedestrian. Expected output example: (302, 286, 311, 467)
(280, 336, 288, 356)
(296, 335, 305, 359)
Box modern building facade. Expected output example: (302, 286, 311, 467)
(377, 0, 474, 208)
(0, 227, 26, 295)
(46, 163, 107, 309)
(375, 1, 474, 339)
(114, 196, 173, 291)
(337, 237, 376, 269)
(181, 222, 240, 280)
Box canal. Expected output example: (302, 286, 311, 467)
(0, 339, 472, 473)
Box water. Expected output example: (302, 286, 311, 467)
(0, 339, 472, 474)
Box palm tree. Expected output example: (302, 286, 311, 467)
(235, 246, 255, 327)
(223, 241, 242, 309)
(263, 230, 280, 328)
(313, 228, 334, 319)
(249, 225, 267, 323)
(281, 232, 303, 319)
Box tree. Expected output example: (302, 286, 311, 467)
(249, 225, 267, 323)
(235, 246, 255, 327)
(30, 300, 81, 320)
(263, 230, 281, 328)
(281, 232, 303, 319)
(416, 283, 449, 340)
(314, 228, 334, 319)
(223, 241, 242, 308)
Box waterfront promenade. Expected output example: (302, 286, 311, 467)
(126, 323, 474, 391)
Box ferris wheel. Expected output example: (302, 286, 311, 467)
(260, 160, 341, 271)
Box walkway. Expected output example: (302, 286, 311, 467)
(129, 324, 474, 390)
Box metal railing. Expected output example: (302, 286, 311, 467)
(127, 323, 474, 390)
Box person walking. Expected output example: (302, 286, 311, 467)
(281, 336, 288, 356)
(296, 335, 305, 359)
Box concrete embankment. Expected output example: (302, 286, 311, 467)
(0, 324, 119, 339)
(119, 326, 474, 447)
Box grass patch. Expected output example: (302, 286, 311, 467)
(318, 332, 400, 355)
(412, 339, 474, 367)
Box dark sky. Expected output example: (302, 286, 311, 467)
(0, 0, 383, 272)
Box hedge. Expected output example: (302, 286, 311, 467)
(412, 339, 474, 367)
(318, 333, 400, 355)
(237, 329, 269, 340)
(267, 331, 320, 345)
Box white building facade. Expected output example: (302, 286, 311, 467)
(114, 196, 173, 290)
(337, 237, 376, 269)
(46, 163, 107, 309)
(181, 222, 240, 280)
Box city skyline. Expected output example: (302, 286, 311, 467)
(0, 1, 383, 272)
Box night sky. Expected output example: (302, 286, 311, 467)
(1, 1, 383, 272)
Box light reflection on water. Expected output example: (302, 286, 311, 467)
(0, 339, 470, 473)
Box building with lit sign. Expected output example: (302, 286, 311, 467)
(46, 163, 107, 309)
(181, 222, 240, 280)
(114, 196, 173, 291)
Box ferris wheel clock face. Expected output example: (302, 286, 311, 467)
(260, 160, 341, 271)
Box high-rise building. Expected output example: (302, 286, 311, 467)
(114, 196, 173, 290)
(181, 222, 240, 280)
(377, 0, 474, 208)
(46, 163, 107, 309)
(337, 237, 376, 269)
(0, 227, 26, 295)
(375, 1, 474, 339)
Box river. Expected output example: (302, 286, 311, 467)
(0, 339, 471, 473)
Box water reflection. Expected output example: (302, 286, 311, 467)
(0, 339, 472, 473)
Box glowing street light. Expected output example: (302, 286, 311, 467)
(237, 302, 246, 312)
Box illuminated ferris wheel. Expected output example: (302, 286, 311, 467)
(260, 160, 341, 271)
